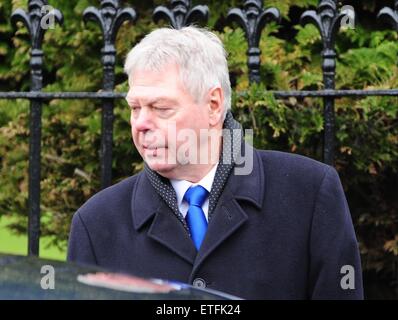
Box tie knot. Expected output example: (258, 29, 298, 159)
(184, 185, 208, 207)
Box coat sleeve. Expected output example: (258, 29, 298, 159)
(308, 166, 364, 299)
(67, 210, 98, 266)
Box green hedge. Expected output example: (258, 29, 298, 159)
(0, 0, 397, 297)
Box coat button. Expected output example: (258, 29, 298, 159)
(192, 278, 206, 288)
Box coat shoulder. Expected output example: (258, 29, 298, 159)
(76, 172, 142, 221)
(257, 149, 330, 172)
(255, 149, 335, 187)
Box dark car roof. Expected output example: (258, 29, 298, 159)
(0, 253, 240, 300)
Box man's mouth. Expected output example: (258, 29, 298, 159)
(143, 145, 167, 157)
(143, 145, 165, 150)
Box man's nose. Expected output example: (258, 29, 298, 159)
(133, 107, 153, 132)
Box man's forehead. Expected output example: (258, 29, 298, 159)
(127, 82, 189, 105)
(126, 63, 194, 104)
(128, 63, 180, 84)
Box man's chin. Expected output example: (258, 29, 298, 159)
(145, 160, 177, 177)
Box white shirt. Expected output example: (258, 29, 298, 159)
(170, 163, 218, 222)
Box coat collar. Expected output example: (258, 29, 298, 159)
(225, 143, 264, 210)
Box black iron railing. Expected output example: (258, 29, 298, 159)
(1, 0, 398, 256)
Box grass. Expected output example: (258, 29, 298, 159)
(0, 215, 67, 261)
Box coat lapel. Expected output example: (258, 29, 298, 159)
(131, 172, 196, 265)
(192, 147, 265, 273)
(147, 201, 197, 265)
(192, 189, 249, 274)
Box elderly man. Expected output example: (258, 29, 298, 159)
(67, 26, 363, 299)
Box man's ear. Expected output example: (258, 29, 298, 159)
(207, 86, 224, 127)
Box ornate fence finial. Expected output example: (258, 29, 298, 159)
(153, 0, 208, 29)
(11, 0, 63, 49)
(300, 0, 345, 72)
(377, 0, 398, 31)
(227, 0, 280, 83)
(83, 0, 137, 81)
(83, 0, 137, 46)
(11, 0, 63, 89)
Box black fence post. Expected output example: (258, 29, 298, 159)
(227, 0, 280, 84)
(300, 0, 344, 166)
(83, 0, 136, 189)
(153, 0, 209, 29)
(11, 0, 63, 256)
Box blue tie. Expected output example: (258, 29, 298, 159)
(184, 185, 209, 250)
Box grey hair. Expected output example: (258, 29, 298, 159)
(124, 26, 231, 119)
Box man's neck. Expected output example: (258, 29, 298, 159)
(177, 162, 219, 183)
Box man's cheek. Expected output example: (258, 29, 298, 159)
(165, 140, 178, 164)
(131, 133, 141, 153)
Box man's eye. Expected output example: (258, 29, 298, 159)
(154, 106, 172, 114)
(131, 106, 141, 111)
(153, 106, 169, 110)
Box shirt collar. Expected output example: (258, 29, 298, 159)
(170, 163, 219, 206)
